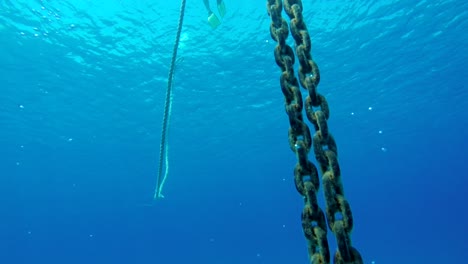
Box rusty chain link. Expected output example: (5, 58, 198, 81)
(267, 0, 330, 263)
(267, 1, 363, 263)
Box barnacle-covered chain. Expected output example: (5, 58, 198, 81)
(267, 0, 330, 263)
(283, 1, 363, 263)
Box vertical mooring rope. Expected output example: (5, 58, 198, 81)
(154, 0, 187, 199)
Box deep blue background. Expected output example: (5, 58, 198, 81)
(1, 0, 467, 263)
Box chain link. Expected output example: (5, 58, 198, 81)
(267, 0, 330, 263)
(267, 1, 363, 263)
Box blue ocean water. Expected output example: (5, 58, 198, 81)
(1, 0, 467, 263)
